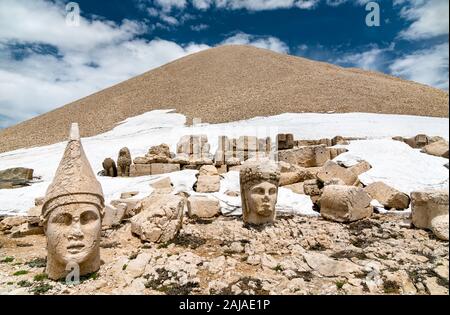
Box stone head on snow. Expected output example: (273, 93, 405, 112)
(41, 123, 104, 280)
(239, 158, 280, 225)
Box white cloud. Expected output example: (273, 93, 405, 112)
(221, 33, 290, 53)
(154, 0, 187, 12)
(389, 43, 449, 90)
(335, 44, 395, 72)
(191, 24, 210, 31)
(0, 0, 290, 128)
(397, 0, 449, 40)
(192, 0, 213, 10)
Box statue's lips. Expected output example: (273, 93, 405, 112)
(67, 243, 85, 253)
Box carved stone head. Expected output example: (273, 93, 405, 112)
(42, 123, 104, 280)
(239, 158, 280, 225)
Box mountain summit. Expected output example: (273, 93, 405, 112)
(0, 45, 448, 153)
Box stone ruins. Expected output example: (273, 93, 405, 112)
(0, 130, 448, 295)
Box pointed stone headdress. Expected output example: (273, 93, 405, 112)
(42, 123, 105, 221)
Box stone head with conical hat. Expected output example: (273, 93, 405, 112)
(42, 123, 104, 280)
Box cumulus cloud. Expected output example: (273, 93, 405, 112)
(221, 33, 290, 54)
(396, 0, 449, 40)
(335, 44, 395, 72)
(0, 0, 291, 128)
(190, 0, 320, 11)
(389, 43, 449, 90)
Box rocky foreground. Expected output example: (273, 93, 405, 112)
(1, 213, 448, 295)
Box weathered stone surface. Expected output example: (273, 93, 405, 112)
(130, 164, 151, 177)
(283, 182, 305, 194)
(120, 191, 139, 199)
(10, 223, 44, 238)
(133, 157, 151, 164)
(150, 177, 173, 194)
(329, 147, 348, 160)
(103, 204, 127, 227)
(147, 144, 171, 159)
(199, 165, 219, 176)
(393, 134, 430, 149)
(331, 136, 349, 146)
(177, 134, 210, 157)
(421, 140, 449, 158)
(279, 169, 315, 186)
(196, 175, 221, 193)
(430, 215, 449, 241)
(349, 161, 372, 176)
(110, 199, 140, 218)
(0, 167, 33, 181)
(320, 185, 373, 223)
(303, 252, 361, 277)
(217, 165, 228, 174)
(150, 163, 180, 175)
(278, 145, 330, 167)
(131, 194, 184, 243)
(0, 216, 28, 232)
(187, 196, 220, 218)
(411, 191, 449, 229)
(364, 182, 410, 210)
(303, 179, 322, 197)
(323, 178, 346, 186)
(126, 253, 152, 278)
(317, 161, 358, 186)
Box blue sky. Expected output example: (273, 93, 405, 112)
(0, 0, 448, 128)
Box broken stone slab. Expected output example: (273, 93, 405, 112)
(317, 161, 358, 186)
(0, 216, 28, 232)
(103, 204, 127, 228)
(329, 147, 348, 160)
(393, 134, 430, 149)
(130, 194, 184, 243)
(196, 175, 220, 193)
(278, 145, 330, 167)
(283, 182, 305, 194)
(120, 191, 139, 199)
(187, 196, 220, 218)
(349, 161, 372, 176)
(364, 182, 410, 210)
(320, 185, 373, 223)
(430, 215, 449, 241)
(277, 133, 294, 150)
(279, 168, 316, 186)
(110, 199, 140, 218)
(421, 140, 449, 158)
(10, 223, 44, 238)
(150, 163, 180, 175)
(150, 177, 173, 194)
(411, 191, 449, 230)
(199, 165, 219, 176)
(0, 167, 34, 181)
(129, 164, 151, 177)
(303, 252, 361, 277)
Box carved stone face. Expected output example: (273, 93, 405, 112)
(248, 182, 278, 217)
(46, 203, 101, 266)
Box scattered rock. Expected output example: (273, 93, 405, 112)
(421, 140, 449, 158)
(198, 165, 219, 176)
(411, 191, 449, 230)
(131, 194, 184, 243)
(150, 177, 173, 194)
(120, 191, 139, 199)
(303, 252, 361, 277)
(317, 161, 358, 186)
(320, 185, 373, 223)
(195, 175, 220, 193)
(187, 196, 220, 219)
(278, 145, 330, 167)
(430, 215, 449, 241)
(364, 182, 410, 210)
(349, 161, 372, 176)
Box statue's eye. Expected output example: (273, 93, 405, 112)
(80, 211, 99, 225)
(252, 187, 265, 195)
(51, 213, 71, 226)
(269, 188, 277, 195)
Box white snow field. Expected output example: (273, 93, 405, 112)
(0, 110, 448, 216)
